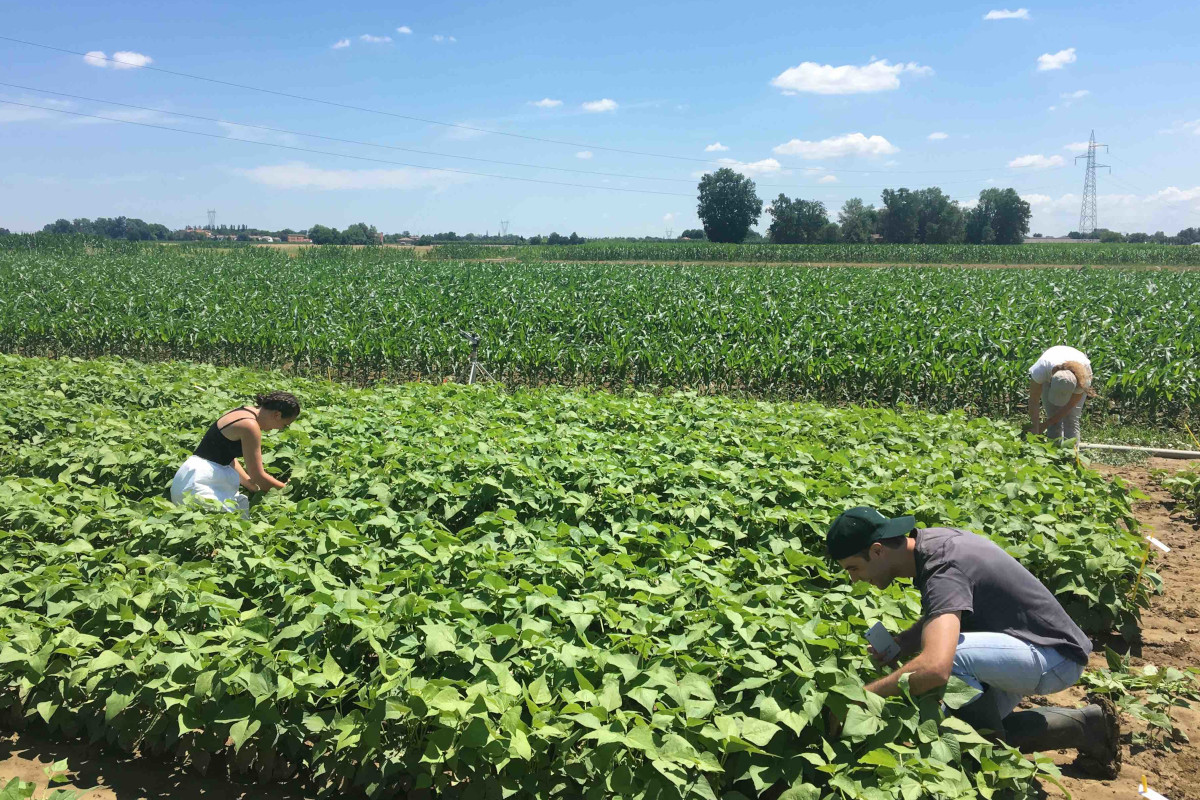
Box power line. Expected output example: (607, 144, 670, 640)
(0, 35, 1069, 176)
(0, 100, 692, 198)
(0, 82, 1065, 192)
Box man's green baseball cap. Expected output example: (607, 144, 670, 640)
(826, 506, 916, 560)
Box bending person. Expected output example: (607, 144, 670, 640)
(826, 506, 1119, 778)
(171, 391, 300, 515)
(1027, 345, 1094, 441)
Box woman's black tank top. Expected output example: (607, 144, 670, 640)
(194, 407, 255, 466)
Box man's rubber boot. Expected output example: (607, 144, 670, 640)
(951, 689, 1007, 741)
(1001, 695, 1120, 779)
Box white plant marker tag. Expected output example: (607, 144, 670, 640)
(1146, 536, 1171, 554)
(1139, 774, 1169, 800)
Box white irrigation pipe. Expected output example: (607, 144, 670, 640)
(1079, 442, 1200, 459)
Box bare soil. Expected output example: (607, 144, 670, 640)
(3, 460, 1197, 799)
(1039, 458, 1200, 800)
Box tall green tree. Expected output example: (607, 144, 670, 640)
(966, 188, 1031, 244)
(915, 187, 966, 244)
(766, 194, 828, 244)
(878, 189, 920, 243)
(818, 222, 841, 243)
(308, 224, 341, 245)
(837, 198, 877, 243)
(342, 222, 379, 245)
(697, 168, 763, 243)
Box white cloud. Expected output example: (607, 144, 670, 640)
(1063, 141, 1091, 152)
(1159, 120, 1200, 135)
(575, 151, 593, 159)
(716, 157, 782, 177)
(770, 59, 932, 96)
(0, 95, 73, 123)
(530, 98, 562, 108)
(1048, 105, 1057, 111)
(1061, 89, 1089, 99)
(112, 51, 152, 69)
(360, 34, 392, 43)
(1037, 48, 1076, 71)
(216, 121, 299, 145)
(818, 175, 839, 184)
(432, 35, 457, 43)
(663, 212, 676, 222)
(582, 98, 618, 113)
(1151, 186, 1200, 204)
(927, 131, 949, 141)
(68, 108, 172, 125)
(773, 132, 898, 159)
(332, 39, 351, 49)
(1008, 154, 1065, 168)
(444, 123, 488, 142)
(984, 8, 1030, 20)
(396, 26, 413, 34)
(235, 161, 473, 191)
(82, 50, 153, 69)
(705, 142, 729, 152)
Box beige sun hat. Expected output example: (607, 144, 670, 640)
(1047, 369, 1079, 405)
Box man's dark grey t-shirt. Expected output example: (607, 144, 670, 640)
(913, 527, 1092, 665)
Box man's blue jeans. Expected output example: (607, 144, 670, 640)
(951, 632, 1085, 719)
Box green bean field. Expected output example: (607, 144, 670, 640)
(1, 237, 1197, 422)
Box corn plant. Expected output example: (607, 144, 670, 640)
(1, 239, 1198, 423)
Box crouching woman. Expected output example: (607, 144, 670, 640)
(171, 391, 300, 515)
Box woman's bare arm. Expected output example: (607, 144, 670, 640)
(233, 422, 286, 490)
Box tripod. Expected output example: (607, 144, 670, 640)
(458, 329, 496, 385)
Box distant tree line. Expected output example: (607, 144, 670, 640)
(40, 217, 174, 241)
(307, 222, 381, 245)
(693, 168, 1200, 245)
(10, 208, 1198, 246)
(1063, 227, 1200, 245)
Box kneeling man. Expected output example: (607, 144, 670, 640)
(827, 506, 1119, 778)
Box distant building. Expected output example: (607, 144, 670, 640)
(284, 234, 312, 243)
(394, 236, 418, 245)
(184, 227, 213, 238)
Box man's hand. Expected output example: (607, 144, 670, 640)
(867, 644, 900, 669)
(864, 612, 960, 698)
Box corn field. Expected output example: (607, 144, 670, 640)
(430, 240, 1200, 266)
(1, 237, 1197, 421)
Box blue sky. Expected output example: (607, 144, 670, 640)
(2, 1, 1198, 236)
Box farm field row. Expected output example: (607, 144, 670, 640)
(0, 354, 1151, 799)
(1, 240, 1197, 422)
(430, 241, 1200, 266)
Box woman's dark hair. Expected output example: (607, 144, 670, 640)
(255, 391, 301, 419)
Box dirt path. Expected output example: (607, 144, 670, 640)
(3, 460, 1197, 799)
(1041, 458, 1200, 800)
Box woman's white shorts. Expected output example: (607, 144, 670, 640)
(170, 455, 250, 517)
